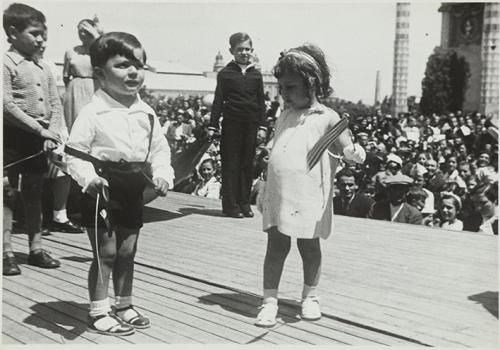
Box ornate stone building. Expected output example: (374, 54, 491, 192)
(439, 2, 499, 116)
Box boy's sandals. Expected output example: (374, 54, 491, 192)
(301, 296, 322, 321)
(254, 302, 278, 328)
(115, 305, 151, 329)
(87, 312, 135, 336)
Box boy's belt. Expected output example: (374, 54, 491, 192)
(64, 146, 155, 187)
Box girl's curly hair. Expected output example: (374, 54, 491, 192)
(273, 43, 332, 99)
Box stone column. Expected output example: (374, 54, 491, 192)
(374, 70, 381, 105)
(391, 2, 410, 117)
(480, 2, 499, 118)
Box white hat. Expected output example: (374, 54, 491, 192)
(386, 153, 403, 166)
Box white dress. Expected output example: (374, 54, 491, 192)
(261, 102, 341, 239)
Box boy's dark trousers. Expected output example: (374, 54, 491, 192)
(220, 118, 258, 214)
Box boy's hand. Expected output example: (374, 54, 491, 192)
(40, 129, 61, 144)
(43, 139, 57, 152)
(153, 177, 169, 197)
(86, 177, 109, 198)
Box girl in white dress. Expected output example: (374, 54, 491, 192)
(255, 44, 366, 327)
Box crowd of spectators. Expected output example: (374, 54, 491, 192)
(143, 89, 498, 234)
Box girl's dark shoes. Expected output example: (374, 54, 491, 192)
(115, 305, 151, 329)
(87, 312, 135, 336)
(27, 250, 61, 268)
(3, 253, 21, 276)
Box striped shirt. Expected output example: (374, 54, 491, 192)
(3, 47, 64, 135)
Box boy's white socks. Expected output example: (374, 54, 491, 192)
(115, 295, 132, 309)
(53, 209, 68, 223)
(302, 284, 319, 300)
(263, 289, 278, 305)
(89, 298, 111, 317)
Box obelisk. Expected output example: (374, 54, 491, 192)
(391, 2, 410, 117)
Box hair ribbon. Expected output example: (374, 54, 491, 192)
(282, 49, 323, 85)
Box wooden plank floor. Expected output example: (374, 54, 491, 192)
(2, 192, 498, 346)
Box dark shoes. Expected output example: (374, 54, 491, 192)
(223, 209, 254, 218)
(3, 253, 21, 276)
(223, 211, 244, 218)
(28, 250, 61, 269)
(87, 312, 135, 336)
(49, 220, 84, 233)
(243, 210, 254, 218)
(115, 305, 151, 329)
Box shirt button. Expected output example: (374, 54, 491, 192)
(40, 113, 45, 117)
(39, 97, 43, 101)
(36, 83, 41, 86)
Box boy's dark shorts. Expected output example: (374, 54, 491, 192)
(4, 125, 48, 174)
(80, 167, 149, 230)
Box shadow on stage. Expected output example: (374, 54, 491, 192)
(23, 301, 89, 340)
(143, 205, 225, 223)
(468, 291, 499, 318)
(197, 292, 302, 325)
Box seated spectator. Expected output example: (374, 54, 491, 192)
(410, 166, 435, 216)
(191, 159, 221, 199)
(442, 155, 466, 188)
(369, 174, 423, 225)
(424, 158, 446, 195)
(438, 192, 464, 231)
(475, 151, 497, 184)
(463, 182, 498, 234)
(333, 168, 374, 218)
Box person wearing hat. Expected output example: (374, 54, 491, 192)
(372, 153, 403, 200)
(368, 174, 423, 225)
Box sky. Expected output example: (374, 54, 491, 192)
(3, 0, 443, 104)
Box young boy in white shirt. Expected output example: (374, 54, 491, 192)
(65, 31, 174, 336)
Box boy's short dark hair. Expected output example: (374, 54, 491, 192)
(90, 32, 146, 68)
(3, 3, 45, 38)
(229, 32, 252, 48)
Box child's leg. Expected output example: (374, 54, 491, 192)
(21, 173, 60, 268)
(3, 178, 20, 275)
(263, 227, 291, 293)
(86, 227, 117, 303)
(112, 226, 150, 328)
(297, 237, 322, 291)
(85, 222, 134, 336)
(112, 226, 139, 298)
(20, 173, 44, 251)
(256, 228, 290, 327)
(297, 237, 322, 320)
(51, 175, 83, 232)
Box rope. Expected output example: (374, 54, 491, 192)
(3, 150, 45, 170)
(95, 192, 104, 285)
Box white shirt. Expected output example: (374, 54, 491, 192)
(66, 89, 175, 191)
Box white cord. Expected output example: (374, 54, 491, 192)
(95, 192, 104, 285)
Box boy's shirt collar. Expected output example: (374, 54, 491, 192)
(229, 60, 255, 73)
(94, 89, 151, 114)
(5, 46, 43, 67)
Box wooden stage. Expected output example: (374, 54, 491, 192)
(2, 192, 498, 347)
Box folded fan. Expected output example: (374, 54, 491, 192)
(306, 115, 350, 171)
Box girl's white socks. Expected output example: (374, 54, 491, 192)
(302, 284, 319, 300)
(263, 288, 278, 305)
(115, 295, 132, 309)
